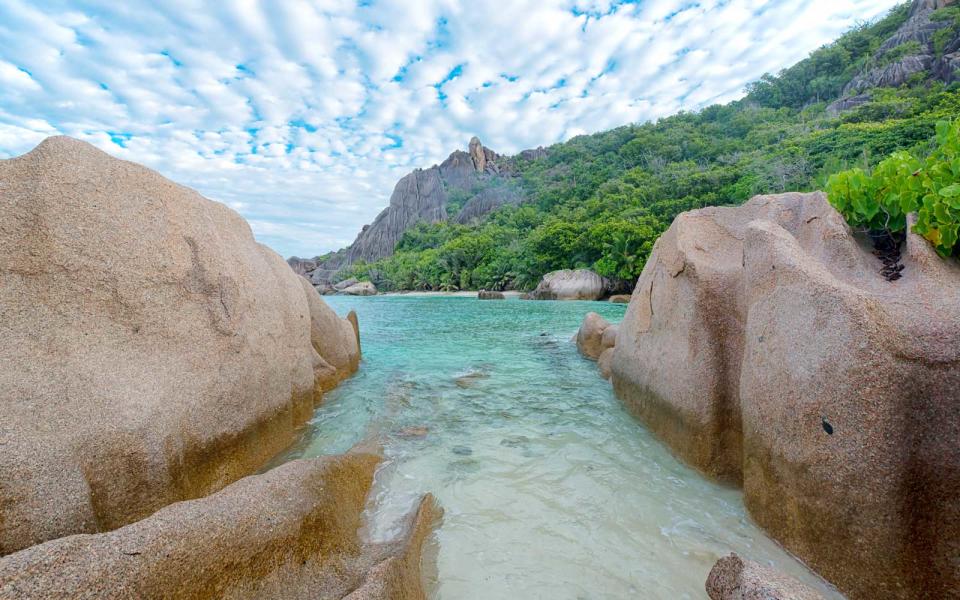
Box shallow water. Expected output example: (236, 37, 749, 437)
(281, 295, 841, 599)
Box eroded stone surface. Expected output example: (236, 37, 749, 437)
(529, 269, 607, 301)
(611, 192, 960, 599)
(706, 554, 826, 600)
(0, 137, 361, 554)
(0, 452, 441, 600)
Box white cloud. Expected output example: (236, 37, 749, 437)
(0, 0, 901, 257)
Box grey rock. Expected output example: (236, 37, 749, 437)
(478, 289, 505, 300)
(340, 281, 377, 296)
(334, 277, 360, 291)
(528, 269, 608, 301)
(308, 138, 521, 281)
(287, 256, 318, 276)
(453, 185, 523, 224)
(825, 93, 872, 117)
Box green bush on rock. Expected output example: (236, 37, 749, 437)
(827, 118, 960, 257)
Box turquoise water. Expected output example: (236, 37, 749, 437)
(282, 295, 841, 599)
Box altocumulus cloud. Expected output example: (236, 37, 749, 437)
(0, 0, 900, 257)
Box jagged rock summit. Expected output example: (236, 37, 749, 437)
(0, 136, 361, 554)
(830, 0, 960, 113)
(303, 136, 541, 284)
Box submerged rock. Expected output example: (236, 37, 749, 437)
(706, 554, 825, 600)
(0, 137, 361, 554)
(529, 269, 607, 301)
(478, 289, 505, 300)
(0, 451, 442, 599)
(611, 191, 960, 598)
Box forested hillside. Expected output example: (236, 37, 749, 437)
(339, 1, 960, 292)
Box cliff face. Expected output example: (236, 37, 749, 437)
(311, 137, 526, 280)
(831, 0, 959, 111)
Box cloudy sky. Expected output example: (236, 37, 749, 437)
(0, 0, 900, 258)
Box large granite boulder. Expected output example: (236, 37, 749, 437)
(0, 137, 361, 554)
(0, 451, 441, 599)
(705, 554, 825, 600)
(611, 192, 960, 598)
(340, 281, 377, 296)
(529, 269, 607, 301)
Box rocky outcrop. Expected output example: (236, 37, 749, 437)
(0, 451, 442, 599)
(837, 0, 959, 103)
(0, 137, 361, 554)
(287, 256, 318, 276)
(341, 167, 449, 267)
(528, 269, 607, 301)
(340, 281, 377, 296)
(611, 191, 960, 599)
(468, 136, 487, 172)
(705, 554, 825, 600)
(452, 185, 522, 224)
(478, 289, 505, 299)
(575, 312, 612, 359)
(315, 138, 518, 278)
(608, 294, 632, 303)
(576, 313, 618, 380)
(303, 138, 554, 284)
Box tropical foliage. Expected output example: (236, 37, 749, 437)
(341, 3, 959, 291)
(828, 118, 960, 256)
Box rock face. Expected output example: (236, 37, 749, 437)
(611, 191, 960, 599)
(529, 269, 607, 301)
(305, 137, 549, 284)
(0, 137, 361, 554)
(575, 313, 618, 380)
(286, 256, 318, 276)
(575, 312, 612, 360)
(0, 451, 442, 599)
(477, 289, 505, 300)
(833, 0, 959, 109)
(705, 554, 825, 600)
(452, 185, 522, 224)
(316, 138, 520, 278)
(340, 281, 377, 296)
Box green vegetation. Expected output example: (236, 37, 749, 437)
(342, 2, 960, 291)
(828, 118, 960, 256)
(932, 6, 960, 57)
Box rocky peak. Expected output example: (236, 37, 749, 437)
(830, 0, 960, 111)
(469, 136, 486, 172)
(307, 137, 525, 281)
(911, 0, 955, 17)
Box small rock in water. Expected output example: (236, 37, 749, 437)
(454, 371, 489, 388)
(397, 425, 429, 439)
(452, 445, 473, 456)
(500, 435, 530, 448)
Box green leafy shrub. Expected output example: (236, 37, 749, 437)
(827, 119, 960, 257)
(913, 120, 960, 255)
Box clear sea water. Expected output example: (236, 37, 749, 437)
(280, 294, 842, 599)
